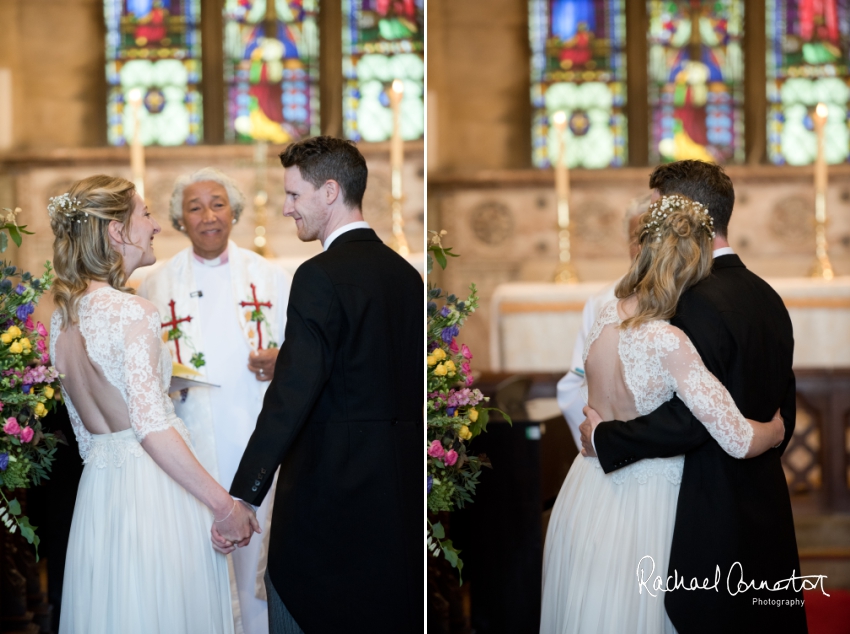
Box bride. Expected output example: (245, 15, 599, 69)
(50, 176, 260, 634)
(540, 194, 786, 633)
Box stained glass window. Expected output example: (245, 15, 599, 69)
(341, 0, 424, 143)
(223, 0, 320, 144)
(105, 0, 203, 146)
(528, 0, 627, 169)
(647, 1, 745, 165)
(767, 0, 850, 166)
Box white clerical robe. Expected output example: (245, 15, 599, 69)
(138, 241, 291, 634)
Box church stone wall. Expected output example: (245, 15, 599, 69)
(429, 166, 850, 370)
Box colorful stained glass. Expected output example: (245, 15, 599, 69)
(105, 0, 203, 146)
(342, 0, 424, 143)
(528, 0, 627, 169)
(767, 0, 850, 165)
(223, 0, 320, 144)
(647, 1, 745, 165)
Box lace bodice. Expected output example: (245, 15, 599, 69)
(50, 287, 189, 466)
(584, 301, 753, 465)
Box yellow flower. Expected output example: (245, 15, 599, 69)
(427, 355, 437, 366)
(444, 360, 456, 373)
(9, 341, 22, 354)
(7, 326, 21, 338)
(458, 425, 472, 440)
(43, 386, 54, 399)
(433, 364, 448, 377)
(468, 408, 479, 423)
(19, 338, 31, 350)
(34, 402, 47, 417)
(432, 348, 446, 361)
(0, 333, 11, 344)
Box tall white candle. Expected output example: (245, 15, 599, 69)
(389, 79, 404, 199)
(128, 88, 146, 200)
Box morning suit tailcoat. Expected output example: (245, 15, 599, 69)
(594, 254, 807, 634)
(230, 229, 422, 633)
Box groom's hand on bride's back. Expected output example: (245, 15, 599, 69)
(579, 406, 603, 457)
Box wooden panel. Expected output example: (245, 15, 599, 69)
(625, 0, 648, 166)
(201, 0, 225, 144)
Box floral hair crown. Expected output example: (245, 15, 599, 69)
(47, 193, 90, 224)
(641, 194, 715, 241)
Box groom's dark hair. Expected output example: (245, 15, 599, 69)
(649, 160, 734, 237)
(279, 136, 368, 210)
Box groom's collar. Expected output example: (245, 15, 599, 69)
(323, 221, 371, 251)
(325, 226, 381, 251)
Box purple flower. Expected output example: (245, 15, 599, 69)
(446, 407, 456, 417)
(0, 453, 7, 471)
(21, 384, 30, 394)
(14, 285, 25, 296)
(440, 306, 450, 317)
(427, 475, 433, 494)
(441, 325, 460, 344)
(15, 303, 33, 321)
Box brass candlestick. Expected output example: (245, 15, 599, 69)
(552, 110, 577, 283)
(810, 103, 833, 280)
(253, 141, 273, 257)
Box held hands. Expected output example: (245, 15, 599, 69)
(248, 348, 279, 382)
(210, 499, 261, 554)
(579, 405, 603, 458)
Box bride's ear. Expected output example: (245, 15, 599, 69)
(107, 219, 125, 249)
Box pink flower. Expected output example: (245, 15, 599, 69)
(20, 426, 33, 443)
(0, 401, 4, 413)
(25, 316, 34, 331)
(40, 353, 50, 365)
(449, 339, 459, 354)
(461, 344, 473, 360)
(444, 449, 458, 466)
(461, 361, 471, 375)
(427, 440, 446, 459)
(36, 322, 48, 337)
(36, 339, 46, 353)
(465, 374, 475, 387)
(3, 418, 21, 436)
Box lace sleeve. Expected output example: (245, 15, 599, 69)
(122, 300, 174, 442)
(660, 327, 754, 459)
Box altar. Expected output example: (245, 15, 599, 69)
(490, 278, 850, 372)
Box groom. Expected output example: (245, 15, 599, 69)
(581, 161, 807, 633)
(226, 137, 422, 633)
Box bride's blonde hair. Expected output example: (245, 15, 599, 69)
(615, 194, 715, 329)
(49, 175, 137, 327)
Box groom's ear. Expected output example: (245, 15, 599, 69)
(323, 179, 342, 206)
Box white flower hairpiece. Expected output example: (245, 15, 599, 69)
(47, 193, 90, 224)
(640, 194, 715, 241)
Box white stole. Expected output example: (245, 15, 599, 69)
(139, 241, 283, 479)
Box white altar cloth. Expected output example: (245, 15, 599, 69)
(490, 277, 850, 372)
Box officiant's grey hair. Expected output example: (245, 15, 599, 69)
(169, 167, 246, 231)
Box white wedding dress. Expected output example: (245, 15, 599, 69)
(540, 300, 754, 634)
(53, 287, 234, 634)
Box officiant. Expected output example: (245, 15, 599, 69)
(138, 167, 291, 634)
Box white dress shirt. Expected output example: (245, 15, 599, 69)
(323, 221, 371, 251)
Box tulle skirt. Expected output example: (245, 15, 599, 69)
(540, 455, 682, 634)
(59, 428, 234, 634)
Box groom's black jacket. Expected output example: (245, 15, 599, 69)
(230, 229, 422, 633)
(594, 254, 807, 634)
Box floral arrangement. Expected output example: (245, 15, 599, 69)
(426, 231, 509, 580)
(0, 207, 62, 558)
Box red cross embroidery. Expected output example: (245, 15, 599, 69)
(161, 299, 192, 364)
(240, 283, 273, 350)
